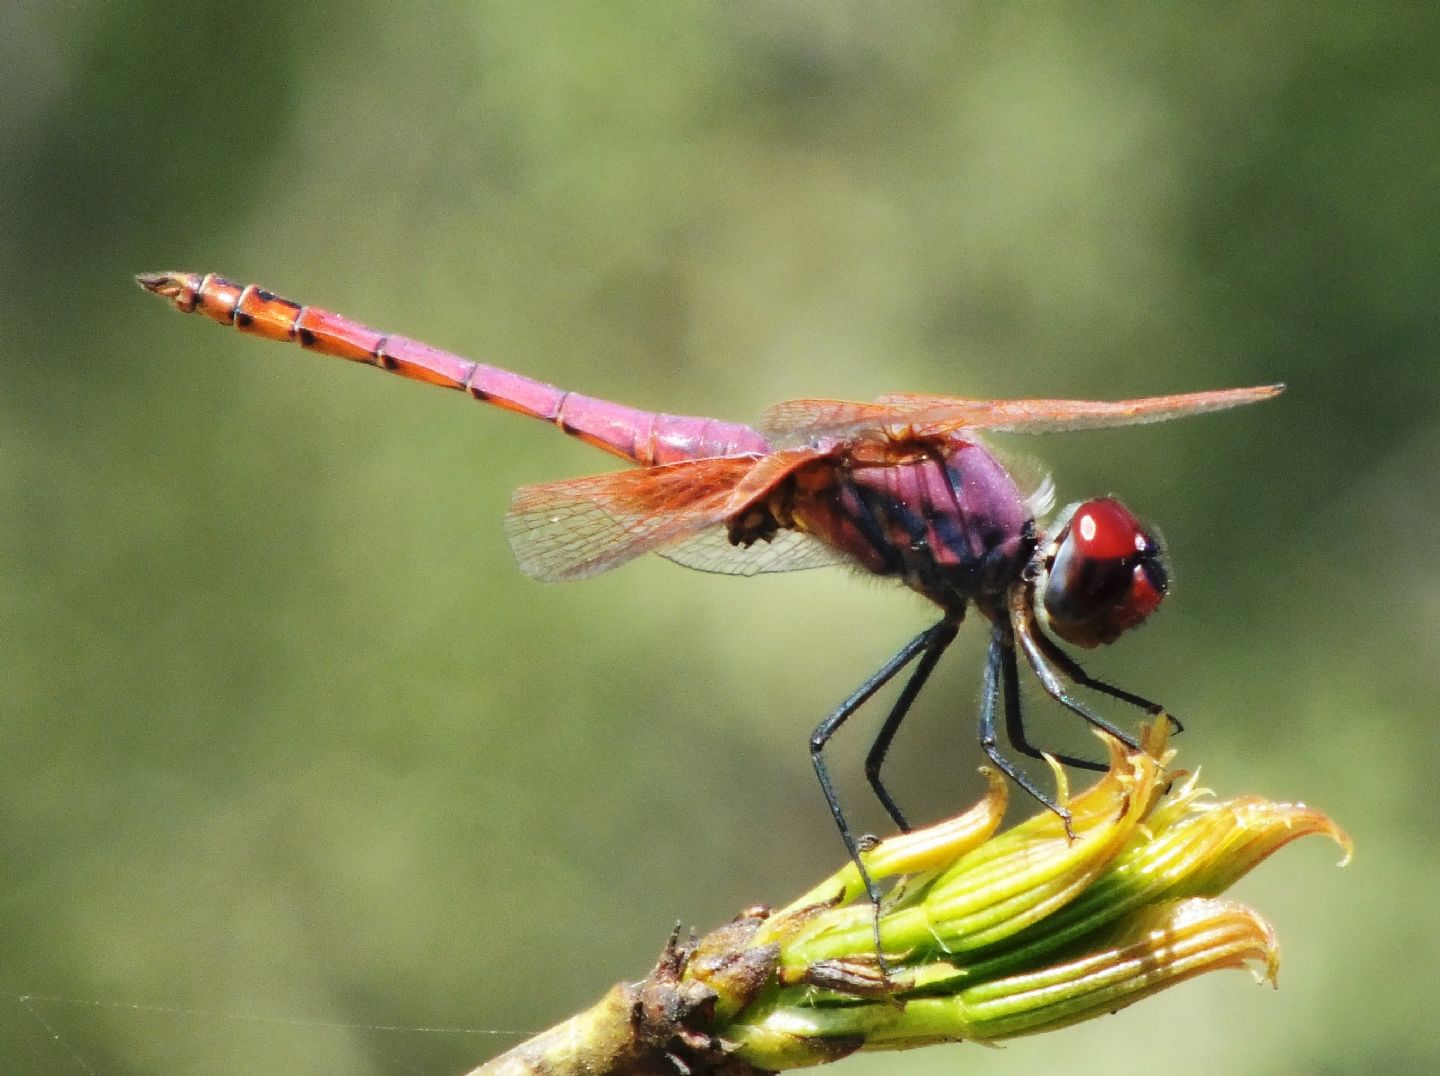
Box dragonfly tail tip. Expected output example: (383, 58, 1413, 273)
(135, 271, 202, 309)
(135, 271, 177, 294)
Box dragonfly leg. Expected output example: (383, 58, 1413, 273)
(863, 621, 960, 832)
(1009, 604, 1140, 751)
(810, 620, 953, 962)
(1027, 629, 1182, 733)
(998, 638, 1108, 772)
(979, 629, 1075, 837)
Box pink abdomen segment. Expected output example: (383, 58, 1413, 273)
(136, 272, 771, 466)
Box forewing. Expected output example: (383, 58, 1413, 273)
(758, 398, 912, 443)
(505, 456, 761, 582)
(871, 385, 1284, 434)
(761, 385, 1282, 443)
(659, 526, 847, 576)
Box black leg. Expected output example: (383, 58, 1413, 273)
(1010, 609, 1140, 751)
(810, 621, 951, 962)
(1028, 629, 1182, 733)
(863, 621, 959, 832)
(979, 629, 1074, 835)
(998, 636, 1108, 772)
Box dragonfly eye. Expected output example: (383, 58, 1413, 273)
(1040, 498, 1168, 648)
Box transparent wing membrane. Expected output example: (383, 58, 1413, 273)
(505, 456, 763, 581)
(504, 449, 828, 582)
(761, 385, 1283, 444)
(659, 526, 848, 576)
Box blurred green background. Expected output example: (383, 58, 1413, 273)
(3, 4, 1435, 1074)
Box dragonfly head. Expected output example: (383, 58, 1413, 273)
(1037, 498, 1169, 649)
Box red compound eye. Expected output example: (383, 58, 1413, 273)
(1042, 498, 1169, 648)
(1071, 498, 1148, 559)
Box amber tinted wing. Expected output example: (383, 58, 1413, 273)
(758, 398, 919, 445)
(762, 385, 1283, 443)
(871, 385, 1285, 433)
(504, 449, 826, 582)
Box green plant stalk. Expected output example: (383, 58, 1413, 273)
(470, 722, 1349, 1076)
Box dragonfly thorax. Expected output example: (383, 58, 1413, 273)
(791, 437, 1036, 611)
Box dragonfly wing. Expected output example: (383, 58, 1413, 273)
(762, 385, 1283, 442)
(504, 448, 827, 582)
(871, 385, 1286, 434)
(757, 398, 922, 445)
(659, 526, 847, 576)
(505, 456, 760, 582)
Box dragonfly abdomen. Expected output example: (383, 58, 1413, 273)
(137, 271, 769, 467)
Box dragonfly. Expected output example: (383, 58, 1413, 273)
(138, 270, 1281, 928)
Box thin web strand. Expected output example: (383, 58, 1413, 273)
(10, 992, 531, 1076)
(13, 993, 531, 1036)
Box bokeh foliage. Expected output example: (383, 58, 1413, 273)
(2, 4, 1435, 1074)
